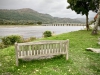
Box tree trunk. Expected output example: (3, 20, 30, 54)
(91, 3, 100, 35)
(86, 14, 89, 31)
(91, 14, 100, 34)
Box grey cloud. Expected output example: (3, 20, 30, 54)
(0, 0, 96, 19)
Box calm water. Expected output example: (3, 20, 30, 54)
(0, 26, 85, 38)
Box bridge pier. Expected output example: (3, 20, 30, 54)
(42, 23, 85, 26)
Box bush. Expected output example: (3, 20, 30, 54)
(23, 37, 36, 42)
(0, 43, 7, 49)
(37, 21, 42, 25)
(30, 37, 36, 41)
(23, 38, 31, 42)
(43, 31, 52, 37)
(1, 35, 23, 45)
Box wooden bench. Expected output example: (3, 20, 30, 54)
(15, 39, 69, 66)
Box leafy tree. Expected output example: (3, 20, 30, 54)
(67, 0, 99, 30)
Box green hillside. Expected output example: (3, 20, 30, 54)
(0, 8, 82, 25)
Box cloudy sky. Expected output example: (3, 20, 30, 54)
(0, 0, 97, 19)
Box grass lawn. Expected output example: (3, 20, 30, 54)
(0, 30, 100, 75)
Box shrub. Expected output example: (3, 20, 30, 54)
(37, 21, 42, 25)
(0, 43, 6, 49)
(23, 38, 31, 42)
(43, 31, 52, 37)
(1, 35, 23, 45)
(23, 37, 36, 42)
(30, 37, 36, 41)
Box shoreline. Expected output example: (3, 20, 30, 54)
(0, 25, 40, 28)
(0, 26, 85, 39)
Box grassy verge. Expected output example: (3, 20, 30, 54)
(0, 30, 100, 75)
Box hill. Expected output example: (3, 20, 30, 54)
(76, 17, 94, 23)
(0, 8, 82, 25)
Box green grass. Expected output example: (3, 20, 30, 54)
(0, 30, 100, 75)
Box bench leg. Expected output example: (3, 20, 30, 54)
(15, 42, 19, 66)
(16, 58, 18, 66)
(66, 54, 68, 60)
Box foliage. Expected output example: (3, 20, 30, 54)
(29, 37, 36, 41)
(37, 21, 42, 25)
(67, 0, 99, 30)
(0, 43, 7, 49)
(0, 30, 100, 75)
(43, 31, 52, 37)
(67, 0, 99, 15)
(23, 37, 36, 42)
(1, 35, 23, 45)
(0, 35, 36, 48)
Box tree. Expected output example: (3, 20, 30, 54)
(67, 0, 99, 31)
(92, 2, 100, 34)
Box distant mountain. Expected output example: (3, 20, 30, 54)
(76, 17, 94, 23)
(0, 8, 82, 24)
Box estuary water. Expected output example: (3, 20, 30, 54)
(0, 26, 85, 38)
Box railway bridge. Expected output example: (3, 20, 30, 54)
(42, 23, 85, 26)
